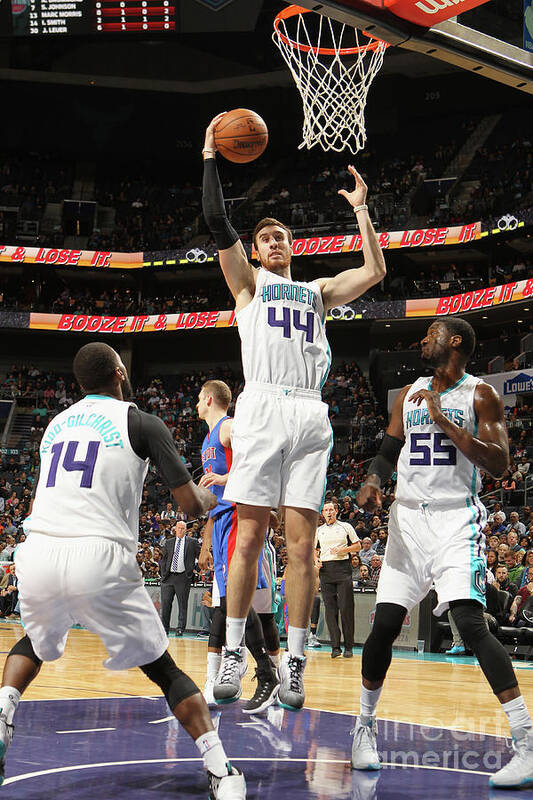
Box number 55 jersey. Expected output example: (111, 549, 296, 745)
(395, 373, 484, 508)
(25, 395, 148, 552)
(224, 268, 333, 512)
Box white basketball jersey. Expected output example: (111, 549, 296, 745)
(25, 395, 148, 553)
(236, 268, 331, 391)
(395, 373, 483, 507)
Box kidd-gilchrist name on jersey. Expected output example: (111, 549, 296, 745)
(25, 395, 148, 552)
(395, 373, 483, 507)
(236, 268, 331, 391)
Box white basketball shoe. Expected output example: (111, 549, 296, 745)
(351, 716, 381, 771)
(489, 728, 533, 788)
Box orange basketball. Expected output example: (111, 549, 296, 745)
(214, 108, 268, 164)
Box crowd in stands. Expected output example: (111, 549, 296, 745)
(1, 254, 532, 319)
(0, 352, 531, 632)
(1, 109, 531, 254)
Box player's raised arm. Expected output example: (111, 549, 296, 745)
(408, 382, 509, 478)
(356, 385, 408, 511)
(202, 114, 256, 310)
(316, 166, 386, 312)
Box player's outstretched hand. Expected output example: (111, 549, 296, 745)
(337, 165, 368, 209)
(199, 471, 228, 488)
(356, 481, 382, 511)
(204, 112, 228, 153)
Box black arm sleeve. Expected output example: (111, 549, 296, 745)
(366, 434, 404, 487)
(128, 407, 191, 489)
(202, 158, 240, 251)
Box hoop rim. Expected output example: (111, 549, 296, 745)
(273, 4, 390, 56)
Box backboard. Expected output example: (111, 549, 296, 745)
(289, 0, 533, 94)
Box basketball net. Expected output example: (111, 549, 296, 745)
(273, 5, 389, 154)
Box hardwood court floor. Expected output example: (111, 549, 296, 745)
(1, 622, 532, 738)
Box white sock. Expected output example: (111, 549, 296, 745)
(207, 652, 221, 682)
(195, 730, 229, 778)
(225, 617, 246, 651)
(269, 652, 281, 668)
(0, 686, 20, 725)
(287, 626, 307, 657)
(360, 684, 382, 719)
(502, 696, 533, 733)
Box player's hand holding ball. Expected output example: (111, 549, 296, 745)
(203, 109, 268, 163)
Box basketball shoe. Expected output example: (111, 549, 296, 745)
(214, 647, 248, 704)
(307, 633, 321, 648)
(208, 765, 246, 799)
(242, 666, 279, 714)
(203, 678, 216, 707)
(0, 712, 13, 785)
(489, 728, 533, 788)
(351, 716, 381, 771)
(278, 652, 306, 711)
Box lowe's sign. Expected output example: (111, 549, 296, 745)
(504, 372, 533, 395)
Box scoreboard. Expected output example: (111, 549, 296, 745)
(11, 0, 175, 34)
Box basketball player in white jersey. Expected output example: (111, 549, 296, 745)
(202, 112, 386, 710)
(351, 318, 533, 789)
(0, 343, 246, 798)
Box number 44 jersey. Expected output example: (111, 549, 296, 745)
(25, 395, 148, 551)
(237, 268, 331, 391)
(395, 373, 484, 508)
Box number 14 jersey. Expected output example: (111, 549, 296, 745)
(395, 373, 483, 508)
(237, 268, 331, 391)
(25, 395, 148, 552)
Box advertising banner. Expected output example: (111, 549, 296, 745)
(28, 310, 236, 333)
(406, 277, 533, 317)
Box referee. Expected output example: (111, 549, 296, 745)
(315, 501, 360, 659)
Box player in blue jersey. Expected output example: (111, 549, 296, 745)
(352, 317, 533, 789)
(197, 380, 280, 714)
(202, 113, 386, 711)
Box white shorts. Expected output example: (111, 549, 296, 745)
(252, 536, 277, 614)
(377, 498, 487, 616)
(224, 383, 333, 512)
(15, 534, 168, 670)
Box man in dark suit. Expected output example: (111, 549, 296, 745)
(160, 521, 201, 635)
(0, 565, 18, 618)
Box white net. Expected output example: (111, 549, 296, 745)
(273, 8, 388, 154)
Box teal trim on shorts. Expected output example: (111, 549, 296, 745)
(320, 427, 335, 509)
(465, 496, 486, 606)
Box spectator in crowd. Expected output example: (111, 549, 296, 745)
(498, 543, 510, 564)
(504, 550, 524, 587)
(488, 503, 506, 524)
(493, 565, 518, 598)
(359, 538, 376, 566)
(492, 512, 507, 536)
(509, 579, 533, 626)
(487, 549, 499, 576)
(506, 512, 527, 540)
(351, 554, 362, 582)
(368, 554, 382, 589)
(374, 528, 388, 556)
(161, 502, 176, 521)
(354, 564, 372, 588)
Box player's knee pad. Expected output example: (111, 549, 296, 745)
(10, 635, 42, 667)
(362, 603, 407, 682)
(140, 652, 199, 710)
(450, 600, 518, 695)
(371, 603, 406, 643)
(208, 606, 226, 650)
(258, 613, 280, 652)
(449, 601, 489, 645)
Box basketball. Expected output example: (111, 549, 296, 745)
(214, 108, 268, 164)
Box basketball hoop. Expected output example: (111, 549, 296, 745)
(273, 5, 389, 154)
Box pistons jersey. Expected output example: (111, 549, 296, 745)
(395, 373, 484, 507)
(236, 268, 331, 391)
(25, 395, 148, 553)
(201, 415, 233, 518)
